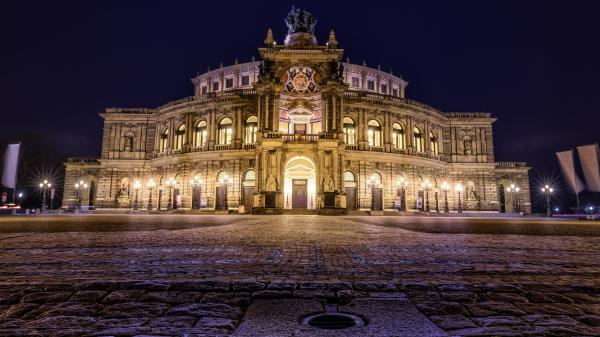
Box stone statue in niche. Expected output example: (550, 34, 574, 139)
(463, 136, 473, 155)
(266, 174, 278, 192)
(124, 136, 133, 152)
(323, 176, 335, 192)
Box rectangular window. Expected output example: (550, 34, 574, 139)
(201, 86, 207, 95)
(392, 88, 398, 97)
(241, 75, 250, 86)
(367, 80, 375, 90)
(351, 77, 359, 87)
(212, 82, 219, 91)
(381, 84, 387, 93)
(225, 78, 234, 88)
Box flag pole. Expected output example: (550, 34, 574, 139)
(11, 142, 21, 204)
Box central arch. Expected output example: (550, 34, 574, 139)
(284, 156, 317, 209)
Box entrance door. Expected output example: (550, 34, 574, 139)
(215, 185, 228, 210)
(192, 187, 202, 210)
(292, 179, 307, 208)
(173, 188, 180, 209)
(345, 187, 356, 210)
(243, 186, 254, 212)
(294, 124, 307, 134)
(371, 187, 383, 211)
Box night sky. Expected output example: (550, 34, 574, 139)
(2, 1, 600, 203)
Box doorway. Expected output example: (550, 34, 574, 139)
(292, 179, 308, 208)
(284, 156, 316, 209)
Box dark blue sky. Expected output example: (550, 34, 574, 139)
(2, 0, 599, 178)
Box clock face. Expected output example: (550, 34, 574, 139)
(283, 66, 319, 95)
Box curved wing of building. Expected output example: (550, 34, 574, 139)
(63, 8, 531, 214)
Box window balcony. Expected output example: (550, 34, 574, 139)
(215, 144, 231, 151)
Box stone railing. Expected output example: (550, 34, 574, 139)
(66, 157, 100, 164)
(345, 144, 359, 151)
(215, 144, 231, 151)
(495, 162, 528, 169)
(282, 134, 320, 142)
(242, 143, 256, 150)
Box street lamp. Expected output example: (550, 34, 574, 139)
(455, 182, 464, 214)
(190, 176, 203, 210)
(146, 179, 156, 211)
(421, 179, 433, 212)
(133, 180, 141, 210)
(165, 177, 176, 210)
(39, 180, 52, 213)
(74, 180, 88, 210)
(506, 184, 520, 213)
(441, 181, 450, 213)
(17, 192, 24, 206)
(396, 176, 409, 211)
(540, 184, 554, 217)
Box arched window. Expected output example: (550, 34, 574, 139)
(369, 172, 382, 185)
(413, 127, 423, 152)
(429, 131, 439, 155)
(392, 123, 405, 149)
(367, 120, 382, 147)
(194, 120, 207, 147)
(159, 128, 169, 152)
(218, 118, 233, 145)
(343, 117, 356, 145)
(175, 124, 185, 150)
(244, 169, 256, 181)
(344, 170, 355, 182)
(244, 116, 257, 143)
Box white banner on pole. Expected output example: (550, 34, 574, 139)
(556, 150, 585, 193)
(1, 143, 20, 189)
(577, 144, 600, 192)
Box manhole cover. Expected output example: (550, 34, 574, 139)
(302, 313, 366, 330)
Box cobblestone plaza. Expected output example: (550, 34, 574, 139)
(1, 215, 599, 336)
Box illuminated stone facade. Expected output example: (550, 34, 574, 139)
(63, 8, 531, 214)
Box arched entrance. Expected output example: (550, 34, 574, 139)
(284, 156, 317, 209)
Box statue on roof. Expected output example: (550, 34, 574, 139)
(284, 7, 318, 46)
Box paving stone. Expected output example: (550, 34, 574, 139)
(441, 291, 477, 302)
(479, 292, 529, 303)
(571, 285, 600, 293)
(196, 316, 237, 330)
(430, 314, 477, 329)
(575, 304, 600, 315)
(23, 284, 74, 293)
(577, 314, 600, 327)
(399, 282, 435, 292)
(48, 329, 95, 337)
(472, 315, 525, 327)
(354, 281, 396, 292)
(23, 302, 103, 319)
(415, 301, 466, 316)
(293, 289, 336, 300)
(0, 303, 39, 318)
(200, 292, 251, 306)
(70, 290, 107, 302)
(76, 281, 118, 291)
(407, 290, 442, 301)
(232, 281, 266, 292)
(519, 284, 571, 293)
(368, 291, 405, 299)
(166, 303, 242, 319)
(0, 292, 22, 305)
(447, 326, 544, 336)
(148, 326, 230, 335)
(521, 314, 580, 326)
(169, 280, 230, 292)
(138, 291, 203, 304)
(338, 290, 367, 304)
(148, 315, 197, 328)
(94, 317, 149, 329)
(252, 290, 292, 299)
(84, 326, 151, 336)
(21, 291, 72, 303)
(100, 302, 169, 318)
(517, 303, 586, 316)
(565, 292, 600, 304)
(0, 328, 44, 337)
(101, 290, 145, 304)
(524, 291, 575, 303)
(25, 315, 96, 329)
(0, 318, 26, 329)
(266, 281, 296, 291)
(436, 283, 476, 292)
(298, 281, 352, 291)
(474, 283, 520, 293)
(465, 302, 526, 317)
(114, 280, 168, 291)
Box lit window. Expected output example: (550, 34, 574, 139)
(413, 127, 423, 152)
(159, 128, 169, 152)
(351, 77, 359, 87)
(241, 75, 250, 86)
(201, 86, 207, 95)
(175, 124, 185, 150)
(343, 117, 356, 145)
(368, 120, 382, 147)
(344, 171, 355, 182)
(430, 131, 439, 155)
(244, 116, 258, 143)
(367, 80, 375, 90)
(381, 84, 387, 93)
(392, 123, 405, 149)
(392, 88, 398, 97)
(194, 120, 207, 147)
(244, 169, 256, 181)
(212, 82, 219, 91)
(218, 118, 233, 145)
(225, 78, 234, 88)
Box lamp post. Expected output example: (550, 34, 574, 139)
(396, 176, 409, 211)
(165, 177, 176, 211)
(146, 179, 156, 211)
(190, 176, 203, 210)
(421, 179, 432, 212)
(506, 184, 520, 213)
(133, 180, 141, 210)
(441, 181, 450, 213)
(17, 192, 23, 206)
(455, 182, 464, 214)
(74, 180, 88, 210)
(540, 184, 554, 217)
(39, 180, 52, 213)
